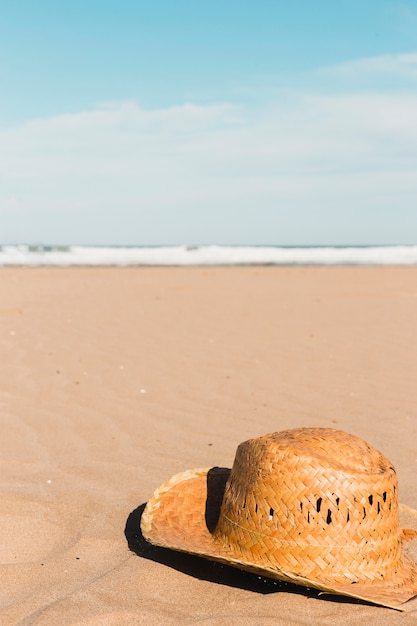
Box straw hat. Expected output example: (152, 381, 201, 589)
(141, 427, 417, 609)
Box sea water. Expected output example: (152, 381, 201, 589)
(0, 245, 417, 266)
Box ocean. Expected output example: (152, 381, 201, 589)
(1, 245, 417, 266)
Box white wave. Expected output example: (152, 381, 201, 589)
(0, 245, 417, 266)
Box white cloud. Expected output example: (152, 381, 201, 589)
(319, 52, 417, 79)
(1, 62, 417, 244)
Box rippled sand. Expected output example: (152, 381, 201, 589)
(1, 267, 416, 625)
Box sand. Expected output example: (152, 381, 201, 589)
(1, 266, 416, 625)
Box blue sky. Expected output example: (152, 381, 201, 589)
(1, 0, 417, 245)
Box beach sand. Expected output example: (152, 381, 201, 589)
(1, 266, 416, 625)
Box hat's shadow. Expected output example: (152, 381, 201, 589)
(124, 468, 371, 606)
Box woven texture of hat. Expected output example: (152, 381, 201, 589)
(212, 429, 417, 599)
(141, 427, 417, 607)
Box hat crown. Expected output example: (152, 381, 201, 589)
(213, 428, 401, 583)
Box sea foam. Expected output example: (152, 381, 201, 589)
(0, 245, 417, 266)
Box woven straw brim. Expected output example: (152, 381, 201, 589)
(141, 467, 417, 610)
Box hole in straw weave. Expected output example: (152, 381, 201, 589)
(346, 510, 350, 522)
(368, 494, 373, 506)
(335, 496, 340, 509)
(316, 497, 322, 512)
(377, 502, 381, 514)
(269, 508, 274, 520)
(363, 507, 367, 519)
(299, 502, 303, 512)
(383, 491, 387, 502)
(326, 510, 332, 524)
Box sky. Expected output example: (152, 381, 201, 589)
(1, 0, 417, 246)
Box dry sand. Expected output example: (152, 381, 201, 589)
(1, 266, 416, 625)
